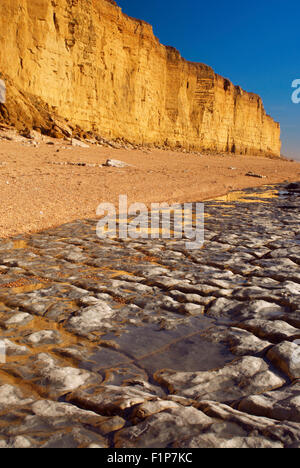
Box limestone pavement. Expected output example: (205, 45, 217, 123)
(0, 183, 299, 448)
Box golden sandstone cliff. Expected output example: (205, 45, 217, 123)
(0, 0, 281, 156)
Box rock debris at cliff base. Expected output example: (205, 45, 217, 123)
(0, 184, 299, 448)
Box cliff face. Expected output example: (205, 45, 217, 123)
(0, 0, 281, 155)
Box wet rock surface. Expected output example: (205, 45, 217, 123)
(0, 184, 299, 448)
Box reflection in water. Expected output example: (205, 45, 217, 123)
(97, 187, 279, 240)
(13, 240, 28, 249)
(210, 187, 278, 204)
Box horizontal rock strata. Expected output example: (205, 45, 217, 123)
(0, 0, 280, 155)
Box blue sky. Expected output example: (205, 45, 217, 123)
(117, 0, 300, 159)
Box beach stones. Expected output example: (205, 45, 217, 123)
(245, 171, 266, 178)
(104, 159, 129, 168)
(71, 139, 89, 148)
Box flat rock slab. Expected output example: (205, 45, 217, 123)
(267, 341, 300, 380)
(114, 405, 213, 448)
(195, 400, 300, 448)
(237, 319, 300, 344)
(154, 356, 286, 403)
(238, 381, 300, 423)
